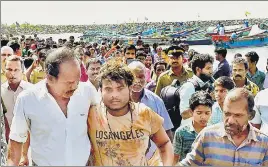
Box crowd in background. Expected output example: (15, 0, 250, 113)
(1, 32, 268, 166)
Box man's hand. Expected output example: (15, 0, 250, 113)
(19, 155, 29, 166)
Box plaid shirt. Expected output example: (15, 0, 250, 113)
(173, 121, 198, 161)
(247, 69, 266, 90)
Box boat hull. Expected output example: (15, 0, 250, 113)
(214, 37, 268, 49)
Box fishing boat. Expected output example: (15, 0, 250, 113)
(206, 26, 252, 36)
(213, 25, 268, 49)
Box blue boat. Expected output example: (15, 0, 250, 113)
(214, 36, 268, 49)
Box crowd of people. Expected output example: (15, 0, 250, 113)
(1, 18, 267, 36)
(1, 34, 268, 166)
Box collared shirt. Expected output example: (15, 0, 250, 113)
(140, 89, 174, 165)
(208, 102, 224, 125)
(213, 59, 230, 79)
(173, 121, 198, 161)
(247, 68, 266, 90)
(9, 80, 98, 166)
(155, 66, 193, 96)
(1, 80, 33, 126)
(251, 88, 268, 126)
(180, 123, 268, 166)
(234, 78, 259, 96)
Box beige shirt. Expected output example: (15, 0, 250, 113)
(1, 80, 33, 125)
(88, 102, 164, 166)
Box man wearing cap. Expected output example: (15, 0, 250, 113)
(155, 46, 193, 96)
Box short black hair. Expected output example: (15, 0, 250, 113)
(214, 76, 235, 90)
(189, 91, 213, 111)
(136, 51, 147, 58)
(245, 51, 259, 64)
(234, 53, 242, 59)
(24, 57, 34, 69)
(191, 53, 214, 74)
(86, 58, 102, 70)
(45, 47, 78, 78)
(232, 57, 248, 70)
(7, 41, 20, 53)
(124, 45, 136, 54)
(154, 61, 167, 72)
(214, 47, 227, 58)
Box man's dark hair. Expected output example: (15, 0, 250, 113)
(234, 53, 242, 59)
(99, 60, 134, 89)
(123, 45, 136, 54)
(24, 57, 34, 69)
(191, 53, 214, 74)
(154, 61, 167, 72)
(214, 76, 235, 90)
(214, 47, 227, 58)
(86, 58, 102, 70)
(232, 57, 248, 70)
(45, 47, 78, 78)
(7, 41, 20, 53)
(245, 51, 259, 64)
(189, 91, 213, 111)
(136, 51, 147, 58)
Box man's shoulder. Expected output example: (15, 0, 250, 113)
(200, 123, 224, 137)
(144, 89, 162, 101)
(158, 70, 170, 78)
(175, 123, 194, 135)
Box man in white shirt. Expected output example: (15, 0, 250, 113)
(1, 55, 33, 127)
(219, 24, 225, 35)
(7, 47, 98, 166)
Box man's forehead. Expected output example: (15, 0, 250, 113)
(102, 79, 126, 87)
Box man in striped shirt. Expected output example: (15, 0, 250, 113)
(179, 88, 268, 166)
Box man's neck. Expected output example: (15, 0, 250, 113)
(172, 66, 183, 76)
(219, 58, 225, 63)
(234, 79, 246, 88)
(107, 104, 129, 117)
(131, 89, 144, 103)
(231, 125, 249, 146)
(192, 121, 206, 133)
(8, 81, 21, 92)
(249, 67, 257, 75)
(218, 102, 224, 111)
(89, 79, 99, 90)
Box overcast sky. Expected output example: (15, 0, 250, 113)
(1, 1, 268, 25)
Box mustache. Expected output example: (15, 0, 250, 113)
(235, 75, 242, 78)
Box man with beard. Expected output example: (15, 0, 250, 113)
(7, 47, 98, 166)
(179, 53, 214, 126)
(87, 60, 173, 166)
(128, 61, 174, 165)
(179, 88, 268, 166)
(231, 57, 259, 96)
(155, 46, 193, 96)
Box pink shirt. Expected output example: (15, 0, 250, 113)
(145, 68, 151, 83)
(80, 63, 88, 82)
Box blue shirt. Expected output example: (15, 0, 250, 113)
(213, 59, 231, 79)
(140, 88, 174, 161)
(208, 102, 223, 125)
